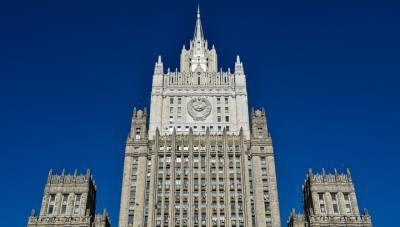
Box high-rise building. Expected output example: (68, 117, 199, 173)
(287, 169, 372, 227)
(118, 7, 281, 227)
(27, 169, 111, 227)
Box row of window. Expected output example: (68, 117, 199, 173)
(319, 192, 352, 214)
(167, 124, 231, 132)
(46, 193, 81, 215)
(158, 145, 241, 152)
(169, 97, 229, 105)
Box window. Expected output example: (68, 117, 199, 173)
(331, 193, 339, 214)
(135, 128, 141, 139)
(217, 116, 221, 122)
(258, 127, 263, 138)
(226, 126, 229, 131)
(262, 168, 267, 175)
(225, 116, 229, 122)
(170, 107, 174, 113)
(169, 116, 173, 123)
(261, 157, 266, 164)
(225, 107, 229, 113)
(318, 193, 326, 214)
(60, 194, 68, 214)
(170, 97, 174, 104)
(333, 204, 339, 214)
(344, 193, 352, 214)
(264, 202, 270, 211)
(73, 194, 81, 215)
(225, 97, 228, 104)
(177, 107, 181, 113)
(128, 215, 134, 224)
(47, 194, 56, 215)
(218, 126, 222, 131)
(177, 97, 182, 104)
(217, 107, 221, 113)
(320, 204, 326, 213)
(217, 97, 221, 104)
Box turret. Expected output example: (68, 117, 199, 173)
(251, 108, 270, 140)
(130, 108, 148, 141)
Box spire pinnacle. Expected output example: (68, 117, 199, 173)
(193, 5, 204, 41)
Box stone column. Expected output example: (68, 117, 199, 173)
(350, 192, 360, 215)
(252, 154, 266, 227)
(338, 192, 346, 216)
(188, 130, 194, 227)
(147, 145, 158, 227)
(168, 131, 176, 226)
(325, 192, 333, 216)
(39, 193, 48, 216)
(133, 148, 148, 227)
(223, 133, 232, 226)
(266, 148, 281, 227)
(312, 192, 321, 216)
(242, 143, 253, 227)
(118, 144, 134, 227)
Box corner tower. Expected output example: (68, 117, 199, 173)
(27, 169, 110, 227)
(287, 169, 372, 227)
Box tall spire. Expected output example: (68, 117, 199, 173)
(193, 5, 204, 41)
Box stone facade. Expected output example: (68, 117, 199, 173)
(118, 7, 281, 227)
(148, 7, 250, 140)
(25, 6, 375, 227)
(27, 169, 111, 227)
(287, 169, 372, 227)
(118, 108, 281, 227)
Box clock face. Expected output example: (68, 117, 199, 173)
(187, 97, 212, 121)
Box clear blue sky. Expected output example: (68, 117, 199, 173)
(1, 0, 398, 226)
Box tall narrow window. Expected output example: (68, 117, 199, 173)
(128, 215, 134, 224)
(60, 194, 68, 214)
(344, 193, 352, 214)
(135, 128, 141, 139)
(319, 193, 326, 214)
(225, 97, 228, 104)
(331, 193, 339, 214)
(73, 194, 81, 215)
(258, 127, 263, 138)
(198, 77, 200, 85)
(225, 116, 229, 122)
(47, 194, 56, 215)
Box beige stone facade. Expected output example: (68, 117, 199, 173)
(287, 169, 372, 227)
(118, 8, 282, 227)
(25, 6, 375, 227)
(27, 169, 111, 227)
(118, 108, 281, 227)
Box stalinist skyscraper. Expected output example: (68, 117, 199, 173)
(118, 7, 281, 227)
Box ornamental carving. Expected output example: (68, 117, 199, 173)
(187, 97, 211, 121)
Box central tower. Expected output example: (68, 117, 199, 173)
(119, 8, 281, 227)
(148, 7, 250, 139)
